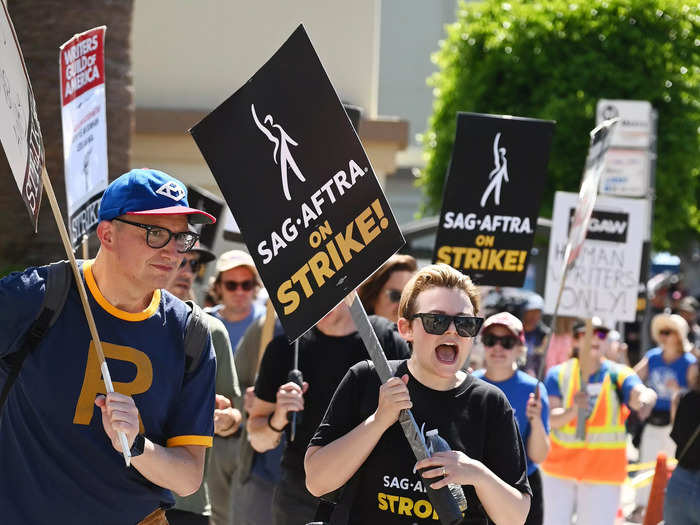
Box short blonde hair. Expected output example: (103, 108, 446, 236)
(398, 263, 480, 320)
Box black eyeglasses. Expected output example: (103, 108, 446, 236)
(222, 279, 255, 292)
(385, 289, 402, 303)
(482, 333, 519, 349)
(658, 329, 672, 337)
(179, 258, 202, 273)
(113, 218, 199, 253)
(410, 313, 484, 338)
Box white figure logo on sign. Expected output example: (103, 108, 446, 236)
(480, 132, 509, 207)
(82, 147, 92, 194)
(251, 103, 306, 201)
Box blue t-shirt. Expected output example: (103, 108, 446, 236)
(0, 262, 216, 525)
(206, 302, 265, 353)
(472, 369, 550, 475)
(545, 359, 641, 414)
(645, 347, 697, 412)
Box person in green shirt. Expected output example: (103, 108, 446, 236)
(167, 244, 242, 524)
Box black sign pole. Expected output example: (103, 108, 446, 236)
(288, 339, 302, 442)
(346, 292, 465, 525)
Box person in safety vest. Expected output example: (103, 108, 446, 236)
(540, 317, 657, 525)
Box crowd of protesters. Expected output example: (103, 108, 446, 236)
(2, 169, 699, 525)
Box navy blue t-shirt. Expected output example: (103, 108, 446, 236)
(472, 369, 549, 475)
(0, 261, 216, 525)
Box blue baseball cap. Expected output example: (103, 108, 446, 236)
(98, 168, 215, 224)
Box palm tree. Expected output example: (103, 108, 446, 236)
(0, 0, 134, 272)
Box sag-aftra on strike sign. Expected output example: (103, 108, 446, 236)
(191, 25, 404, 341)
(433, 113, 554, 287)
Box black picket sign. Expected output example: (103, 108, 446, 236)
(433, 112, 554, 287)
(186, 184, 224, 250)
(190, 25, 404, 341)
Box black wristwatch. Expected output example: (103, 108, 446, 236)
(130, 434, 145, 457)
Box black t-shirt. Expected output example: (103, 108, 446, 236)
(671, 390, 700, 470)
(310, 360, 531, 525)
(255, 315, 410, 474)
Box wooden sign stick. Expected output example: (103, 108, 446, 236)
(41, 168, 131, 466)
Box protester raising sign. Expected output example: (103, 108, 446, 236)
(190, 25, 405, 341)
(59, 26, 109, 250)
(433, 113, 554, 287)
(544, 192, 645, 322)
(0, 1, 44, 231)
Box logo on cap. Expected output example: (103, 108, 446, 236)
(251, 103, 306, 201)
(156, 181, 186, 202)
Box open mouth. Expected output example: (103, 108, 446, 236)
(435, 343, 458, 364)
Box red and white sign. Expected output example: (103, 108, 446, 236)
(60, 27, 106, 105)
(0, 1, 44, 231)
(59, 26, 108, 249)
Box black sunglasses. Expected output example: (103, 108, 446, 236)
(658, 329, 672, 336)
(179, 258, 202, 273)
(222, 279, 255, 292)
(113, 218, 199, 253)
(385, 289, 402, 303)
(410, 313, 484, 338)
(482, 333, 519, 350)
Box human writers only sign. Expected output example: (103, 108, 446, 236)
(544, 192, 646, 322)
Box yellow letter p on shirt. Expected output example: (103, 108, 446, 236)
(73, 341, 153, 432)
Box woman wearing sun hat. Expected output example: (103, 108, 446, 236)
(630, 313, 699, 518)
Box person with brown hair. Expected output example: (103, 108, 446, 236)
(305, 263, 532, 524)
(357, 253, 417, 323)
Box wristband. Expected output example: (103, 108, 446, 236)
(267, 412, 285, 432)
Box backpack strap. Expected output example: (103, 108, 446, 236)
(183, 300, 210, 374)
(1, 261, 73, 412)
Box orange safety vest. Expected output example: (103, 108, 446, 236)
(540, 358, 629, 485)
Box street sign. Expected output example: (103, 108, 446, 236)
(596, 99, 653, 149)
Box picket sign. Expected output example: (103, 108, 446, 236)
(59, 26, 108, 252)
(537, 118, 619, 440)
(433, 112, 554, 287)
(0, 7, 130, 466)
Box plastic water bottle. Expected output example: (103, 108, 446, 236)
(425, 429, 468, 512)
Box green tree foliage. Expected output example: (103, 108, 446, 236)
(419, 0, 699, 251)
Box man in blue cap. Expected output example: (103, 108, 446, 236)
(0, 169, 217, 525)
